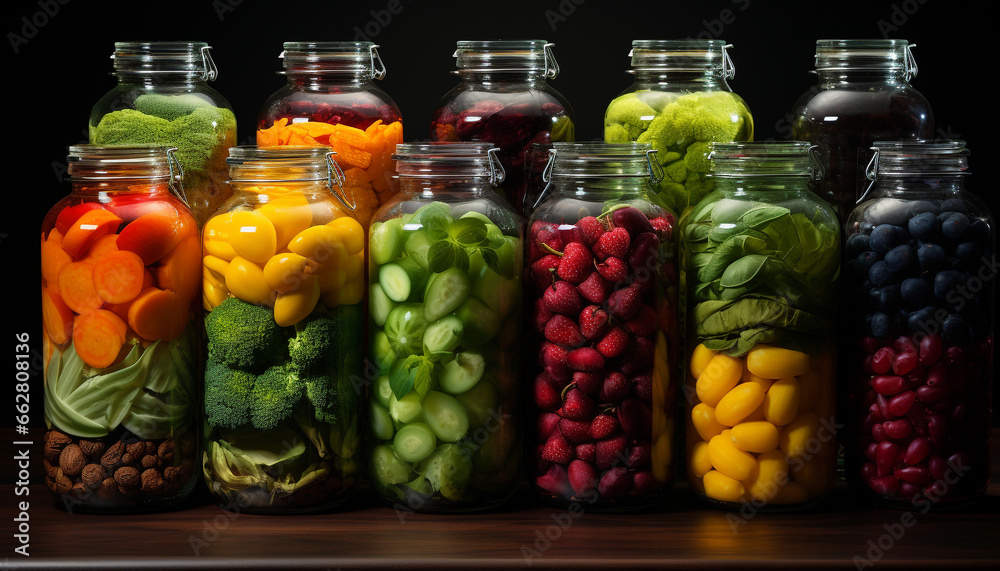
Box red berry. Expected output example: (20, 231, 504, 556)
(577, 216, 606, 247)
(579, 305, 610, 340)
(541, 342, 571, 383)
(533, 298, 554, 333)
(534, 373, 562, 411)
(575, 443, 596, 463)
(589, 414, 619, 440)
(567, 459, 599, 497)
(530, 226, 563, 262)
(544, 314, 585, 348)
(544, 281, 583, 316)
(919, 334, 943, 365)
(594, 227, 630, 261)
(572, 371, 603, 396)
(541, 430, 574, 464)
(596, 256, 628, 284)
(556, 242, 594, 285)
(536, 463, 572, 496)
(611, 206, 654, 236)
(649, 216, 673, 239)
(632, 373, 653, 403)
(598, 466, 633, 500)
(628, 232, 660, 275)
(577, 272, 611, 304)
(871, 346, 894, 374)
(595, 435, 629, 470)
(627, 441, 652, 469)
(537, 412, 561, 440)
(599, 371, 630, 402)
(596, 326, 630, 359)
(559, 417, 593, 442)
(529, 254, 561, 291)
(562, 388, 596, 422)
(630, 469, 660, 496)
(567, 347, 605, 372)
(607, 283, 642, 320)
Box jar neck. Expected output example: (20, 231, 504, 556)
(816, 69, 910, 87)
(398, 177, 493, 198)
(713, 176, 812, 196)
(70, 180, 172, 198)
(631, 70, 730, 90)
(458, 70, 547, 86)
(870, 175, 966, 197)
(285, 72, 372, 89)
(553, 178, 649, 199)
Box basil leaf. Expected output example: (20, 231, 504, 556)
(450, 217, 488, 247)
(719, 254, 786, 289)
(740, 205, 791, 229)
(426, 241, 458, 273)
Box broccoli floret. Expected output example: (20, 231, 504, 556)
(205, 297, 287, 372)
(134, 93, 214, 121)
(168, 106, 237, 176)
(683, 140, 714, 173)
(91, 109, 171, 145)
(204, 359, 255, 429)
(251, 363, 305, 431)
(288, 312, 338, 372)
(287, 306, 363, 425)
(604, 94, 658, 141)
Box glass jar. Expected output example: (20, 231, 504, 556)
(527, 142, 678, 510)
(791, 39, 934, 222)
(40, 145, 200, 512)
(258, 41, 403, 228)
(367, 142, 523, 512)
(89, 42, 237, 227)
(843, 140, 994, 509)
(681, 142, 840, 510)
(200, 146, 364, 513)
(604, 40, 753, 217)
(430, 40, 575, 217)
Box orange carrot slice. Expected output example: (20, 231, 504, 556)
(153, 233, 201, 303)
(81, 233, 120, 263)
(61, 209, 123, 259)
(92, 250, 146, 304)
(73, 309, 127, 368)
(127, 287, 188, 341)
(57, 261, 103, 314)
(42, 287, 74, 345)
(116, 212, 187, 265)
(41, 231, 73, 285)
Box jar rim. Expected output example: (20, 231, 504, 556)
(868, 139, 970, 178)
(111, 41, 217, 80)
(709, 141, 820, 179)
(548, 142, 657, 178)
(393, 142, 504, 184)
(628, 39, 734, 77)
(280, 41, 385, 79)
(813, 38, 917, 78)
(453, 39, 559, 78)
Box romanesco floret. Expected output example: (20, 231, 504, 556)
(604, 94, 658, 141)
(251, 363, 305, 431)
(204, 359, 255, 429)
(683, 141, 714, 173)
(134, 93, 215, 121)
(169, 106, 237, 177)
(205, 297, 287, 372)
(91, 109, 171, 145)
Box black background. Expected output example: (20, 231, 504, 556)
(3, 0, 997, 429)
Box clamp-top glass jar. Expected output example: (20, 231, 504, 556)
(604, 40, 754, 217)
(843, 140, 994, 509)
(200, 146, 365, 513)
(41, 145, 201, 512)
(527, 142, 678, 510)
(791, 39, 934, 222)
(681, 142, 840, 511)
(89, 42, 237, 226)
(430, 40, 575, 216)
(367, 142, 523, 513)
(258, 41, 404, 228)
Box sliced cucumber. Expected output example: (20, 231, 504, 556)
(379, 263, 412, 302)
(383, 303, 428, 357)
(370, 401, 395, 441)
(371, 218, 406, 265)
(423, 315, 464, 357)
(369, 283, 397, 327)
(393, 422, 437, 463)
(372, 331, 396, 374)
(371, 444, 411, 486)
(454, 296, 500, 346)
(454, 376, 499, 428)
(375, 374, 393, 408)
(423, 268, 472, 321)
(439, 351, 485, 394)
(404, 231, 433, 270)
(398, 256, 430, 301)
(422, 390, 470, 443)
(389, 391, 424, 424)
(419, 443, 473, 501)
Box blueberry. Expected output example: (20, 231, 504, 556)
(955, 242, 982, 264)
(933, 270, 965, 299)
(907, 211, 938, 240)
(907, 306, 935, 332)
(884, 244, 916, 272)
(846, 233, 871, 256)
(878, 285, 901, 311)
(900, 277, 931, 306)
(917, 243, 947, 271)
(940, 198, 970, 215)
(942, 314, 972, 345)
(859, 221, 875, 235)
(941, 213, 970, 240)
(868, 287, 883, 307)
(855, 251, 880, 275)
(870, 311, 892, 339)
(869, 260, 895, 286)
(870, 224, 902, 254)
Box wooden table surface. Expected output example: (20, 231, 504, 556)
(4, 433, 999, 569)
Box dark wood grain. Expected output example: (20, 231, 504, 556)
(4, 430, 999, 569)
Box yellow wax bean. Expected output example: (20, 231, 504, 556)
(730, 420, 780, 453)
(263, 253, 311, 294)
(258, 193, 313, 250)
(689, 344, 717, 379)
(288, 225, 347, 268)
(327, 216, 365, 256)
(652, 431, 673, 483)
(708, 432, 757, 481)
(696, 354, 743, 406)
(202, 277, 230, 311)
(203, 213, 238, 261)
(274, 274, 320, 327)
(691, 403, 727, 441)
(746, 345, 810, 379)
(228, 211, 278, 265)
(772, 481, 809, 505)
(764, 377, 801, 426)
(225, 256, 275, 307)
(797, 370, 821, 412)
(742, 369, 776, 391)
(744, 399, 767, 421)
(715, 382, 766, 426)
(689, 441, 713, 478)
(779, 411, 821, 459)
(703, 470, 745, 503)
(203, 255, 231, 280)
(744, 448, 789, 502)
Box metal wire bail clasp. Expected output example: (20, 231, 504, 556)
(325, 151, 357, 211)
(904, 43, 918, 82)
(857, 146, 881, 204)
(200, 45, 219, 81)
(808, 144, 825, 181)
(721, 44, 736, 80)
(646, 149, 664, 184)
(165, 147, 189, 206)
(487, 147, 507, 186)
(370, 43, 387, 80)
(543, 43, 560, 79)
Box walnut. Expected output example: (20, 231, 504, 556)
(71, 482, 89, 499)
(81, 464, 106, 489)
(141, 469, 167, 495)
(163, 465, 180, 484)
(121, 453, 135, 466)
(158, 440, 175, 464)
(141, 454, 161, 470)
(78, 439, 106, 459)
(126, 441, 146, 459)
(101, 441, 125, 469)
(114, 466, 140, 489)
(97, 477, 118, 500)
(43, 430, 71, 464)
(59, 444, 86, 477)
(50, 472, 73, 495)
(144, 441, 158, 456)
(43, 459, 60, 479)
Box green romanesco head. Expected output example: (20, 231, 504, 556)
(168, 106, 237, 176)
(91, 109, 171, 146)
(604, 94, 658, 141)
(134, 93, 216, 121)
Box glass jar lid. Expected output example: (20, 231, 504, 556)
(544, 142, 662, 181)
(279, 41, 386, 80)
(393, 142, 505, 185)
(708, 141, 822, 180)
(628, 39, 735, 79)
(67, 144, 187, 202)
(866, 140, 970, 179)
(814, 39, 917, 80)
(453, 39, 559, 78)
(226, 146, 354, 210)
(111, 41, 218, 80)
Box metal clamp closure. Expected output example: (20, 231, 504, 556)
(325, 151, 356, 210)
(543, 43, 560, 79)
(646, 149, 664, 183)
(904, 43, 918, 82)
(721, 44, 736, 80)
(165, 148, 189, 206)
(487, 147, 507, 186)
(858, 146, 880, 204)
(370, 44, 387, 80)
(200, 45, 219, 81)
(808, 144, 825, 182)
